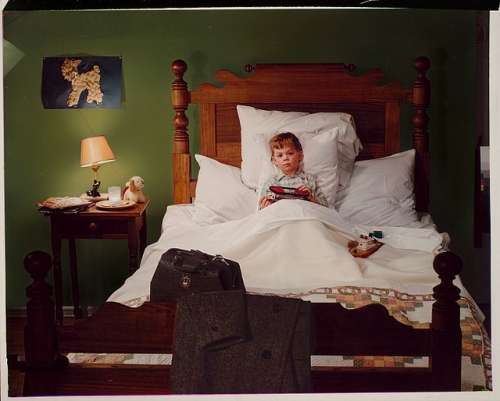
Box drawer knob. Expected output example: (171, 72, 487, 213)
(88, 222, 97, 231)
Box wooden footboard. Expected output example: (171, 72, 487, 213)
(20, 250, 462, 395)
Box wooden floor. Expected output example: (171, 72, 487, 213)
(7, 317, 26, 397)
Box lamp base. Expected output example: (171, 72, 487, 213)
(86, 179, 101, 198)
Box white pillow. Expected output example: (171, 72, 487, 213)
(193, 154, 257, 223)
(255, 127, 340, 207)
(335, 149, 418, 227)
(237, 105, 362, 190)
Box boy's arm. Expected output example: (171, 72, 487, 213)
(303, 175, 328, 207)
(258, 176, 275, 209)
(313, 182, 328, 207)
(258, 176, 273, 199)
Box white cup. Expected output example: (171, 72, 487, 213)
(108, 186, 121, 202)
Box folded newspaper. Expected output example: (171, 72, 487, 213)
(38, 197, 93, 214)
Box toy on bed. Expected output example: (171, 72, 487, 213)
(348, 231, 384, 258)
(122, 176, 147, 203)
(269, 185, 310, 201)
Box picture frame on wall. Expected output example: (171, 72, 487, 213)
(41, 56, 122, 109)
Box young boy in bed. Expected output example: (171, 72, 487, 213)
(259, 132, 328, 209)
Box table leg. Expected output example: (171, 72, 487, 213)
(128, 218, 140, 273)
(50, 218, 63, 325)
(139, 213, 147, 259)
(68, 238, 83, 319)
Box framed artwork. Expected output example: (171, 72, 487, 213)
(41, 56, 122, 109)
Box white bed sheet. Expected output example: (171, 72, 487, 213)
(109, 200, 474, 310)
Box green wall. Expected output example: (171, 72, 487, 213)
(3, 9, 489, 308)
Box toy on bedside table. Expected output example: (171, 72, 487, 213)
(348, 231, 384, 258)
(123, 176, 147, 203)
(86, 179, 101, 198)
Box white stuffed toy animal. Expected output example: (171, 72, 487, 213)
(123, 176, 146, 203)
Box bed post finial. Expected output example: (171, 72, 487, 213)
(431, 251, 462, 390)
(171, 59, 189, 154)
(412, 56, 430, 212)
(24, 250, 68, 395)
(171, 59, 191, 203)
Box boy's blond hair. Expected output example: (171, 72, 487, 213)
(269, 132, 303, 156)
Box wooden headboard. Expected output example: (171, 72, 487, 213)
(171, 58, 430, 211)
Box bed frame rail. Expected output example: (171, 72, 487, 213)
(21, 250, 461, 395)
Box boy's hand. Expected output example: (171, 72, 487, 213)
(297, 185, 315, 202)
(259, 195, 273, 209)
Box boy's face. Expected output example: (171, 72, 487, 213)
(271, 144, 303, 176)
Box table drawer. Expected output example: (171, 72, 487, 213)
(57, 217, 130, 238)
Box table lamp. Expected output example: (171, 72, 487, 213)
(80, 135, 115, 197)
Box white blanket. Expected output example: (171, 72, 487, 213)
(108, 200, 452, 305)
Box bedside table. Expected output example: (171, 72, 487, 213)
(46, 200, 149, 323)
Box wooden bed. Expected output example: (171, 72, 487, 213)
(19, 57, 465, 395)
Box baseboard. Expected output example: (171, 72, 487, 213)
(7, 305, 96, 318)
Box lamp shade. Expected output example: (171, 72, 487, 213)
(80, 135, 116, 167)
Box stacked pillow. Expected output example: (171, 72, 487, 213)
(335, 149, 419, 226)
(192, 105, 420, 227)
(193, 154, 257, 224)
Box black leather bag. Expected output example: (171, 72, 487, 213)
(150, 248, 246, 302)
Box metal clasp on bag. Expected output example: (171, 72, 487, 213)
(212, 254, 229, 266)
(180, 272, 192, 289)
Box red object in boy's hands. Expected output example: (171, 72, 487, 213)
(269, 186, 309, 200)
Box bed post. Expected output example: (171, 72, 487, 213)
(23, 250, 67, 395)
(171, 59, 191, 204)
(412, 56, 431, 212)
(431, 251, 462, 391)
